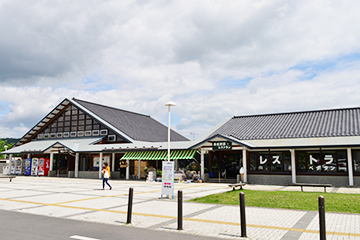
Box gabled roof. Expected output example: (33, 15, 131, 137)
(72, 98, 189, 142)
(14, 98, 189, 147)
(209, 107, 360, 140)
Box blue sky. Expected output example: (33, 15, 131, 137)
(1, 0, 360, 139)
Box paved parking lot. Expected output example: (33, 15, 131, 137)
(0, 176, 359, 239)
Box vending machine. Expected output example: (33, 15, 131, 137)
(31, 158, 39, 176)
(38, 158, 50, 176)
(24, 158, 32, 176)
(10, 160, 16, 175)
(15, 159, 23, 175)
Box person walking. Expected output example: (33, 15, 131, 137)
(102, 162, 112, 190)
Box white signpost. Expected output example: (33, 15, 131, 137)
(161, 161, 174, 198)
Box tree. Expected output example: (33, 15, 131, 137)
(0, 139, 14, 159)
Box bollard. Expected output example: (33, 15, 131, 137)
(239, 192, 247, 237)
(319, 196, 326, 240)
(127, 187, 134, 224)
(177, 190, 183, 230)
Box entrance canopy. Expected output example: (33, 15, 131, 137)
(3, 137, 104, 154)
(121, 149, 197, 161)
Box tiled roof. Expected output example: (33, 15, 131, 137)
(209, 107, 360, 140)
(73, 98, 189, 142)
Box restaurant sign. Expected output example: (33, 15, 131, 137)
(212, 141, 232, 150)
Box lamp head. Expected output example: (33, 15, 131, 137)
(165, 101, 176, 107)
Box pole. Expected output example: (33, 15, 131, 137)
(168, 105, 171, 162)
(177, 190, 183, 230)
(239, 192, 247, 237)
(319, 196, 326, 240)
(127, 187, 134, 224)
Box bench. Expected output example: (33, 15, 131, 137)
(229, 182, 246, 190)
(0, 175, 16, 182)
(291, 183, 332, 192)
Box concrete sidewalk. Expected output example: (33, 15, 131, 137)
(0, 177, 359, 239)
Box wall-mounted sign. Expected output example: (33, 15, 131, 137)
(212, 141, 232, 150)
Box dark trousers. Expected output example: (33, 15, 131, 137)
(103, 177, 111, 189)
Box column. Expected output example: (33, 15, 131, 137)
(290, 149, 296, 184)
(8, 154, 12, 175)
(347, 148, 354, 186)
(75, 153, 79, 178)
(200, 149, 205, 180)
(138, 160, 141, 179)
(27, 154, 31, 159)
(99, 152, 103, 179)
(126, 160, 130, 180)
(50, 152, 54, 171)
(112, 152, 115, 172)
(242, 149, 247, 182)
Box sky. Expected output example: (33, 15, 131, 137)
(1, 0, 360, 140)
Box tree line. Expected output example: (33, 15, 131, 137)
(0, 138, 19, 159)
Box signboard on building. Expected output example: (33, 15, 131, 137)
(212, 141, 232, 150)
(161, 161, 174, 198)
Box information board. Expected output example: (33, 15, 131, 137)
(161, 161, 174, 197)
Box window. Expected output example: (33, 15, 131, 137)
(108, 135, 116, 142)
(63, 132, 69, 138)
(50, 133, 56, 138)
(57, 133, 62, 138)
(352, 150, 360, 173)
(44, 133, 49, 139)
(296, 150, 347, 174)
(92, 130, 99, 136)
(100, 129, 108, 135)
(270, 152, 283, 172)
(249, 151, 292, 173)
(85, 131, 91, 136)
(78, 131, 84, 137)
(70, 132, 77, 137)
(37, 134, 44, 139)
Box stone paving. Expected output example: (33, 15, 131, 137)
(0, 176, 359, 239)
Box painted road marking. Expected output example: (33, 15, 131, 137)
(0, 197, 359, 237)
(70, 235, 100, 240)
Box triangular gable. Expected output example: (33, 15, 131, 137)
(15, 98, 133, 147)
(190, 134, 252, 149)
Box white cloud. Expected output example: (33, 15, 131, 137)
(1, 0, 360, 140)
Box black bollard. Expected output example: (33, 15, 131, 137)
(178, 190, 183, 230)
(239, 192, 247, 237)
(127, 187, 134, 224)
(319, 196, 326, 240)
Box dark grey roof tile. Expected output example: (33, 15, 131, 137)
(209, 107, 360, 140)
(73, 98, 189, 142)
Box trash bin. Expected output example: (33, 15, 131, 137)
(3, 166, 10, 175)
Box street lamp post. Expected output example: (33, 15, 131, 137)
(165, 101, 176, 161)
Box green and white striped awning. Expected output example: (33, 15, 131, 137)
(121, 149, 197, 160)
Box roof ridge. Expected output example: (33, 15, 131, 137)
(233, 107, 360, 119)
(72, 98, 151, 118)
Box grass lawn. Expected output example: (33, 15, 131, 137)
(189, 189, 360, 214)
